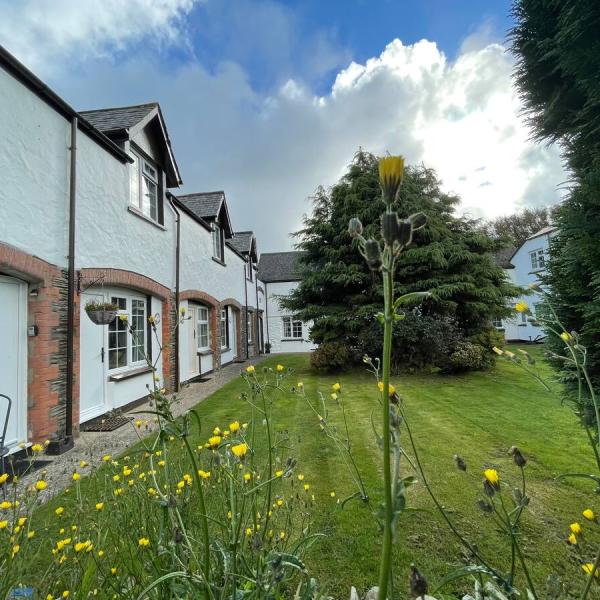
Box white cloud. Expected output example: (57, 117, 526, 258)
(0, 0, 198, 73)
(0, 1, 567, 251)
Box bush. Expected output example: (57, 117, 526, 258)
(310, 342, 352, 372)
(468, 327, 505, 369)
(441, 341, 486, 373)
(358, 311, 464, 373)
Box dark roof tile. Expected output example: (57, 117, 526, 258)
(258, 251, 305, 282)
(79, 103, 158, 132)
(177, 192, 224, 220)
(229, 231, 254, 255)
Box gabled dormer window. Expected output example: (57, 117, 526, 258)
(130, 150, 161, 224)
(212, 223, 224, 262)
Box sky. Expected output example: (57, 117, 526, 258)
(0, 0, 567, 252)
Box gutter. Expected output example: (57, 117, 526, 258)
(244, 263, 249, 360)
(167, 193, 181, 392)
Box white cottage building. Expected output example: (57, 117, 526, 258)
(494, 226, 557, 342)
(0, 45, 264, 456)
(258, 252, 317, 354)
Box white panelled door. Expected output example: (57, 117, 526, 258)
(79, 291, 107, 423)
(0, 276, 27, 450)
(188, 305, 199, 378)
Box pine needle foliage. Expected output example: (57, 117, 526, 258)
(282, 150, 520, 362)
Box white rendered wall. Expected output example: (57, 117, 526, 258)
(265, 280, 316, 353)
(75, 133, 177, 290)
(179, 211, 246, 302)
(0, 67, 69, 267)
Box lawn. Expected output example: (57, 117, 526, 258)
(8, 346, 599, 598)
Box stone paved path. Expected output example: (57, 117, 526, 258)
(21, 358, 262, 503)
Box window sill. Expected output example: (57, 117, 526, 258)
(197, 350, 213, 356)
(281, 338, 305, 342)
(127, 206, 166, 231)
(220, 347, 231, 353)
(212, 257, 226, 267)
(109, 366, 153, 382)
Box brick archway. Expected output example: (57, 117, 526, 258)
(180, 289, 219, 308)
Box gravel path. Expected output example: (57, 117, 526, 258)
(21, 358, 262, 503)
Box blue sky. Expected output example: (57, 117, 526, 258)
(0, 0, 562, 252)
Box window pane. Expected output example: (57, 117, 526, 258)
(142, 176, 158, 221)
(283, 317, 291, 338)
(213, 226, 222, 259)
(108, 298, 128, 370)
(129, 156, 140, 208)
(143, 160, 157, 181)
(292, 320, 303, 338)
(131, 299, 145, 362)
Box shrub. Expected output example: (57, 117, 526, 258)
(358, 311, 464, 373)
(468, 327, 505, 369)
(441, 341, 486, 373)
(310, 341, 351, 372)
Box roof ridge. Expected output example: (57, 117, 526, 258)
(79, 102, 159, 114)
(234, 230, 253, 235)
(177, 191, 225, 198)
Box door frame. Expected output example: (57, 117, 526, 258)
(0, 275, 28, 450)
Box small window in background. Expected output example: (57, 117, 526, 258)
(492, 317, 503, 328)
(213, 225, 223, 261)
(283, 316, 303, 339)
(129, 151, 160, 223)
(529, 248, 545, 270)
(197, 306, 210, 350)
(220, 308, 229, 348)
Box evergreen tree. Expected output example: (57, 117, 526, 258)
(283, 150, 519, 368)
(510, 0, 600, 389)
(480, 206, 555, 248)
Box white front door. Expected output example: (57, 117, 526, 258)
(230, 310, 237, 358)
(188, 306, 199, 378)
(0, 276, 27, 450)
(79, 291, 107, 423)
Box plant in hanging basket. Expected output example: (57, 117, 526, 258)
(84, 300, 119, 325)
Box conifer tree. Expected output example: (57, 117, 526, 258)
(283, 150, 519, 368)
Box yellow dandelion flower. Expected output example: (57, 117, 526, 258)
(229, 421, 240, 433)
(18, 517, 26, 527)
(31, 443, 44, 453)
(332, 383, 341, 393)
(378, 155, 405, 202)
(243, 472, 252, 482)
(583, 509, 596, 521)
(72, 473, 80, 482)
(245, 365, 255, 374)
(275, 470, 283, 477)
(568, 533, 578, 545)
(377, 381, 396, 396)
(276, 364, 284, 372)
(35, 480, 47, 491)
(245, 527, 253, 537)
(0, 473, 8, 485)
(303, 483, 310, 491)
(515, 301, 528, 313)
(62, 592, 70, 598)
(0, 520, 7, 529)
(231, 443, 248, 458)
(0, 501, 11, 510)
(483, 469, 499, 487)
(27, 530, 35, 539)
(11, 544, 20, 557)
(582, 563, 599, 578)
(279, 531, 286, 540)
(102, 455, 111, 462)
(208, 435, 222, 449)
(95, 502, 104, 511)
(330, 491, 336, 497)
(55, 507, 64, 516)
(138, 537, 150, 547)
(560, 331, 572, 343)
(276, 499, 284, 507)
(297, 382, 303, 388)
(297, 474, 305, 481)
(98, 550, 105, 557)
(79, 460, 88, 468)
(111, 567, 118, 575)
(197, 470, 211, 479)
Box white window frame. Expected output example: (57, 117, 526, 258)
(491, 317, 503, 329)
(247, 311, 253, 344)
(196, 306, 211, 351)
(529, 248, 545, 271)
(107, 292, 147, 372)
(220, 308, 229, 349)
(212, 224, 223, 261)
(130, 150, 160, 223)
(246, 261, 253, 282)
(282, 316, 303, 339)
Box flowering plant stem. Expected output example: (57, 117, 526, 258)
(377, 265, 395, 599)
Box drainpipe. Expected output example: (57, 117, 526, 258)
(264, 281, 270, 347)
(60, 116, 77, 453)
(244, 261, 249, 360)
(254, 262, 260, 353)
(168, 193, 181, 392)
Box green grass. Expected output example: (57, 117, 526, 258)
(21, 347, 600, 598)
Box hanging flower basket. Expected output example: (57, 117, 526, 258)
(84, 301, 119, 325)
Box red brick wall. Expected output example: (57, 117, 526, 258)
(0, 243, 67, 443)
